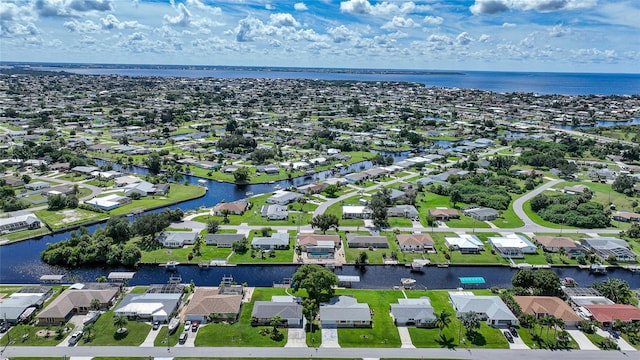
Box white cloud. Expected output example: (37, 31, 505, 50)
(63, 19, 100, 33)
(478, 34, 490, 42)
(68, 0, 113, 12)
(265, 4, 274, 10)
(456, 32, 473, 45)
(423, 15, 443, 25)
(328, 24, 360, 43)
(269, 13, 300, 28)
(470, 0, 597, 15)
(381, 16, 419, 30)
(100, 14, 144, 30)
(33, 0, 113, 17)
(502, 22, 516, 28)
(548, 24, 571, 37)
(294, 3, 308, 11)
(164, 1, 191, 27)
(0, 2, 39, 36)
(340, 0, 430, 16)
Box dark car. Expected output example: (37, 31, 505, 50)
(503, 330, 514, 343)
(152, 321, 160, 330)
(509, 326, 519, 337)
(608, 329, 620, 339)
(191, 321, 199, 332)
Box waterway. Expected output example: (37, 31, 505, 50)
(554, 117, 640, 130)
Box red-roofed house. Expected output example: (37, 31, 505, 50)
(585, 304, 640, 327)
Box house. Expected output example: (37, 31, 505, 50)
(580, 237, 637, 262)
(266, 191, 303, 206)
(71, 165, 100, 174)
(37, 285, 119, 326)
(0, 213, 41, 233)
(346, 234, 389, 248)
(612, 211, 640, 223)
(183, 287, 243, 323)
(261, 204, 289, 220)
(123, 181, 156, 197)
(319, 295, 371, 328)
(85, 194, 132, 211)
(584, 304, 640, 327)
(345, 172, 369, 184)
(463, 207, 499, 221)
(297, 183, 327, 195)
(114, 175, 143, 187)
(45, 185, 76, 197)
(449, 292, 518, 326)
(256, 164, 280, 174)
(387, 205, 419, 220)
(563, 184, 590, 195)
(114, 293, 182, 322)
(157, 231, 199, 248)
(4, 177, 25, 187)
(297, 233, 341, 252)
(396, 233, 435, 253)
(342, 205, 372, 219)
(205, 234, 245, 247)
(251, 232, 290, 250)
(514, 296, 582, 327)
(488, 234, 538, 258)
(251, 299, 303, 327)
(532, 236, 584, 256)
(390, 297, 436, 327)
(213, 200, 249, 216)
(0, 286, 52, 325)
(445, 234, 483, 253)
(428, 208, 460, 221)
(24, 181, 50, 191)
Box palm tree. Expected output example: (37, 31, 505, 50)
(113, 314, 128, 333)
(553, 318, 565, 340)
(84, 323, 95, 342)
(221, 209, 231, 224)
(435, 310, 452, 336)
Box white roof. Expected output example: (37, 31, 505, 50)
(445, 234, 483, 249)
(488, 234, 536, 250)
(342, 205, 367, 214)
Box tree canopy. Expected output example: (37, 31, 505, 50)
(310, 214, 339, 234)
(291, 264, 338, 304)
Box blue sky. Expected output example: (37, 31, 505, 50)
(1, 0, 638, 73)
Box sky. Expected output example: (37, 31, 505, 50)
(1, 0, 638, 73)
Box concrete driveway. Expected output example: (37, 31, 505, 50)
(566, 329, 599, 350)
(321, 326, 340, 348)
(139, 324, 159, 347)
(595, 328, 636, 352)
(285, 328, 307, 348)
(397, 326, 415, 348)
(57, 315, 85, 347)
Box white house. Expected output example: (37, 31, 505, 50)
(320, 295, 371, 328)
(0, 213, 41, 233)
(444, 234, 484, 253)
(157, 231, 199, 248)
(251, 232, 290, 250)
(390, 297, 436, 327)
(342, 205, 372, 219)
(449, 292, 518, 326)
(488, 234, 538, 258)
(85, 194, 132, 211)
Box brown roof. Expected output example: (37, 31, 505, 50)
(429, 208, 458, 216)
(297, 233, 341, 247)
(184, 287, 242, 316)
(514, 296, 581, 322)
(532, 236, 578, 249)
(214, 201, 248, 213)
(396, 233, 434, 247)
(613, 212, 640, 220)
(37, 288, 119, 319)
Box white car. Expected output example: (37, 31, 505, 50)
(68, 331, 83, 345)
(184, 320, 191, 332)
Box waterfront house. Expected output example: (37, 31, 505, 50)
(319, 295, 372, 328)
(251, 298, 303, 327)
(261, 204, 289, 220)
(488, 234, 538, 258)
(580, 237, 637, 262)
(85, 194, 132, 211)
(390, 297, 436, 327)
(37, 285, 119, 326)
(213, 200, 249, 216)
(114, 292, 182, 322)
(346, 234, 389, 249)
(0, 286, 52, 325)
(463, 207, 499, 221)
(532, 236, 584, 256)
(395, 233, 435, 253)
(0, 213, 41, 233)
(266, 191, 303, 206)
(514, 296, 582, 327)
(157, 231, 199, 248)
(205, 233, 245, 248)
(444, 234, 483, 253)
(428, 208, 460, 221)
(183, 287, 243, 323)
(251, 232, 290, 250)
(448, 292, 518, 326)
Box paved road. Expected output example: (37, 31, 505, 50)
(512, 178, 563, 228)
(1, 345, 634, 359)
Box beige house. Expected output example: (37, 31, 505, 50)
(37, 286, 119, 326)
(183, 287, 243, 323)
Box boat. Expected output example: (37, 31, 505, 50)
(82, 311, 101, 325)
(161, 261, 180, 271)
(245, 191, 254, 197)
(197, 179, 207, 186)
(410, 259, 430, 271)
(590, 263, 607, 274)
(401, 278, 417, 288)
(167, 318, 180, 334)
(437, 263, 450, 268)
(560, 277, 578, 287)
(274, 184, 282, 190)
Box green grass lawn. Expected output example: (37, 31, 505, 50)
(80, 310, 151, 346)
(1, 227, 51, 242)
(195, 288, 289, 347)
(140, 243, 233, 264)
(446, 215, 491, 229)
(325, 196, 366, 227)
(154, 326, 181, 347)
(424, 232, 509, 265)
(518, 325, 578, 350)
(34, 208, 109, 230)
(334, 289, 402, 348)
(388, 217, 413, 227)
(0, 324, 74, 346)
(492, 203, 525, 229)
(109, 184, 206, 216)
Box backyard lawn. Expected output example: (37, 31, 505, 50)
(80, 310, 151, 346)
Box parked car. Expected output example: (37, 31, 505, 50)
(179, 332, 188, 344)
(503, 330, 514, 343)
(68, 331, 83, 345)
(0, 324, 8, 333)
(509, 326, 519, 337)
(191, 321, 199, 332)
(184, 320, 191, 332)
(152, 321, 160, 330)
(608, 328, 620, 339)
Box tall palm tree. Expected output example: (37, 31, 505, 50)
(113, 314, 128, 333)
(435, 310, 452, 336)
(553, 318, 565, 340)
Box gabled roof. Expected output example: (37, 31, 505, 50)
(319, 295, 371, 322)
(184, 287, 242, 316)
(585, 304, 640, 323)
(514, 296, 581, 322)
(449, 293, 517, 321)
(251, 301, 302, 319)
(38, 288, 119, 319)
(396, 233, 434, 247)
(533, 236, 579, 249)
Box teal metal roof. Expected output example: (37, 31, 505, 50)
(459, 277, 486, 284)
